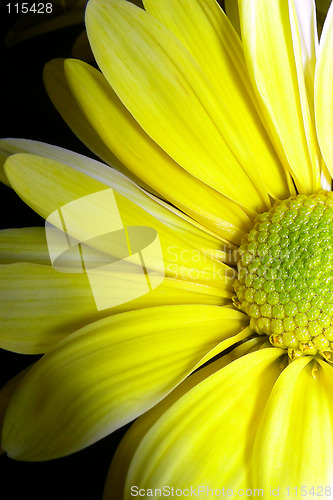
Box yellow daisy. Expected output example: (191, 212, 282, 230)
(1, 0, 333, 497)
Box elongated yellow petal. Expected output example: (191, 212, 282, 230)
(86, 0, 268, 212)
(119, 349, 284, 495)
(0, 263, 100, 353)
(62, 58, 251, 241)
(240, 0, 321, 193)
(293, 0, 318, 105)
(0, 139, 229, 248)
(253, 357, 333, 490)
(43, 58, 163, 194)
(4, 153, 234, 287)
(104, 338, 267, 500)
(0, 227, 49, 264)
(2, 305, 248, 460)
(42, 59, 129, 175)
(143, 0, 290, 201)
(315, 2, 333, 177)
(0, 258, 232, 354)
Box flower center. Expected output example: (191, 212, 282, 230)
(234, 191, 333, 361)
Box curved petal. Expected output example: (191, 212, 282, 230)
(143, 0, 290, 201)
(103, 338, 267, 500)
(253, 356, 333, 488)
(315, 2, 333, 178)
(2, 305, 248, 460)
(0, 256, 233, 355)
(86, 0, 269, 212)
(240, 0, 321, 193)
(62, 57, 251, 240)
(4, 153, 234, 286)
(0, 137, 239, 248)
(293, 0, 318, 100)
(0, 263, 100, 353)
(43, 59, 157, 193)
(116, 348, 284, 496)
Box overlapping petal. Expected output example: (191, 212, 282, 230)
(143, 0, 290, 202)
(4, 152, 235, 288)
(240, 0, 321, 193)
(60, 57, 252, 240)
(85, 0, 271, 212)
(103, 338, 267, 500)
(115, 348, 284, 496)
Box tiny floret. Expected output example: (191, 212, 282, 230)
(234, 191, 333, 361)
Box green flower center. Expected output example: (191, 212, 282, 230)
(234, 191, 333, 361)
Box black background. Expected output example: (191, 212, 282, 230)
(0, 2, 129, 499)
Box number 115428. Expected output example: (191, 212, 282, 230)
(6, 3, 53, 13)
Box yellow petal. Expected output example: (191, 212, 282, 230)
(119, 348, 283, 495)
(2, 305, 247, 460)
(240, 0, 321, 193)
(86, 0, 269, 212)
(62, 57, 251, 241)
(4, 153, 234, 287)
(253, 357, 333, 490)
(293, 0, 318, 103)
(143, 0, 290, 201)
(42, 59, 129, 176)
(0, 263, 100, 353)
(1, 257, 232, 355)
(0, 137, 240, 249)
(0, 227, 49, 264)
(103, 338, 267, 500)
(43, 58, 163, 194)
(315, 2, 333, 178)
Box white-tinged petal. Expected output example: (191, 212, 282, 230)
(240, 0, 321, 193)
(315, 1, 333, 178)
(4, 153, 234, 287)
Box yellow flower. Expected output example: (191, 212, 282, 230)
(1, 0, 333, 497)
